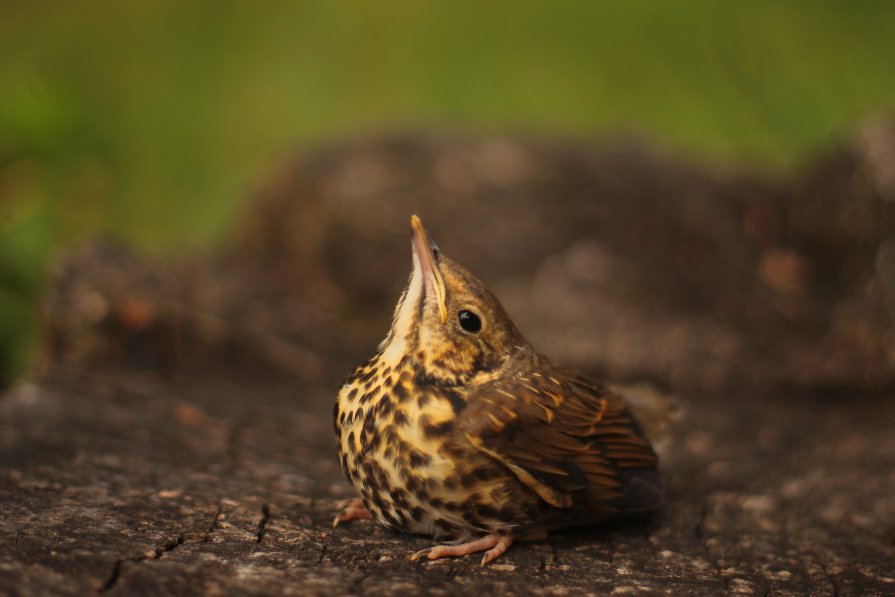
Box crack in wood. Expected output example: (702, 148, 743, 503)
(315, 542, 328, 565)
(204, 503, 224, 543)
(256, 503, 271, 544)
(692, 504, 729, 594)
(98, 534, 184, 594)
(155, 534, 185, 558)
(99, 560, 123, 594)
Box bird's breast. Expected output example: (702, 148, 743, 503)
(336, 360, 524, 537)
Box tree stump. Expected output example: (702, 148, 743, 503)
(3, 128, 895, 595)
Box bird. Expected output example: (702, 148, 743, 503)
(333, 214, 670, 565)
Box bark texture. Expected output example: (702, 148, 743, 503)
(3, 125, 895, 595)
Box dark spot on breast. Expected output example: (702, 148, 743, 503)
(430, 497, 446, 508)
(393, 408, 408, 427)
(474, 466, 498, 481)
(396, 510, 410, 526)
(433, 519, 452, 533)
(417, 392, 431, 408)
(347, 431, 355, 448)
(424, 420, 454, 439)
(365, 461, 391, 497)
(443, 389, 467, 415)
(461, 466, 497, 487)
(392, 489, 410, 510)
(362, 414, 376, 437)
(443, 501, 462, 512)
(464, 492, 483, 506)
(366, 430, 382, 452)
(408, 450, 431, 468)
(438, 442, 467, 461)
(443, 476, 460, 490)
(473, 504, 500, 519)
(346, 388, 358, 401)
(413, 369, 431, 387)
(378, 399, 394, 416)
(409, 506, 424, 522)
(405, 475, 421, 493)
(379, 474, 394, 495)
(406, 478, 431, 501)
(392, 383, 408, 402)
(362, 480, 379, 499)
(382, 509, 401, 528)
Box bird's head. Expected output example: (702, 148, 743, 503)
(378, 215, 527, 385)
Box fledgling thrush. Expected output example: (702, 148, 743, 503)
(334, 215, 668, 565)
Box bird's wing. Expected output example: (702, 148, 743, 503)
(459, 361, 660, 511)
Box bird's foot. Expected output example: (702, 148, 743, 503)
(332, 498, 372, 527)
(410, 532, 514, 566)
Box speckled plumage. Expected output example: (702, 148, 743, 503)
(334, 216, 665, 564)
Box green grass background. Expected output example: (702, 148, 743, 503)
(2, 1, 895, 385)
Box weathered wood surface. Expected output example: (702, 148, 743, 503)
(2, 366, 894, 596)
(4, 127, 895, 595)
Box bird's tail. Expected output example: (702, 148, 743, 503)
(610, 382, 681, 456)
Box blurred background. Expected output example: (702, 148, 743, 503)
(2, 0, 895, 386)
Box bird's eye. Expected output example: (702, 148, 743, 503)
(458, 310, 482, 333)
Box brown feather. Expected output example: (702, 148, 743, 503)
(460, 353, 659, 516)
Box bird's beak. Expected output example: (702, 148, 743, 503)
(410, 214, 448, 324)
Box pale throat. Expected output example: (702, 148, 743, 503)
(376, 254, 458, 381)
(377, 255, 426, 369)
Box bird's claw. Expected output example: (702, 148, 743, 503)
(408, 533, 513, 565)
(332, 498, 372, 527)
